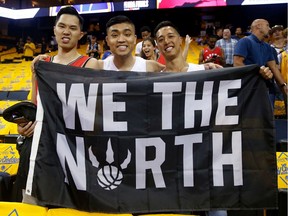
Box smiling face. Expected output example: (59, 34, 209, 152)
(106, 22, 137, 57)
(155, 26, 182, 60)
(54, 14, 83, 51)
(142, 39, 155, 59)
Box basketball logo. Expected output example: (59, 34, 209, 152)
(89, 138, 131, 190)
(97, 165, 123, 190)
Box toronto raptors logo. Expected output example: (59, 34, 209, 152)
(88, 139, 131, 190)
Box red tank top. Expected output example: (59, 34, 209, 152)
(45, 55, 91, 67)
(35, 55, 92, 103)
(202, 47, 222, 65)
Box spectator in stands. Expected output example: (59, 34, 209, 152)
(140, 36, 167, 64)
(135, 26, 152, 56)
(40, 37, 47, 54)
(16, 6, 98, 204)
(23, 37, 36, 61)
(198, 35, 225, 66)
(232, 27, 243, 41)
(16, 38, 24, 54)
(216, 28, 238, 67)
(215, 27, 223, 40)
(278, 27, 288, 114)
(269, 25, 287, 111)
(86, 35, 101, 59)
(234, 19, 287, 108)
(270, 25, 287, 58)
(140, 37, 160, 61)
(101, 39, 112, 60)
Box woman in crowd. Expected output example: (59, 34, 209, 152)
(140, 37, 161, 61)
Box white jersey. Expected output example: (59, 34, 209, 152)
(135, 41, 142, 55)
(103, 56, 147, 72)
(187, 63, 205, 72)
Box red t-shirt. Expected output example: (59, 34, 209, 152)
(202, 46, 223, 65)
(157, 53, 166, 65)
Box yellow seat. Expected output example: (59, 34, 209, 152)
(47, 208, 133, 216)
(0, 202, 47, 215)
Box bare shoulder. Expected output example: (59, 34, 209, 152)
(97, 60, 104, 70)
(85, 58, 102, 70)
(146, 60, 165, 72)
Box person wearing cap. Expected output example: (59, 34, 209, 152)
(234, 19, 287, 109)
(270, 25, 286, 56)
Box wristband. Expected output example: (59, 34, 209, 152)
(16, 135, 26, 145)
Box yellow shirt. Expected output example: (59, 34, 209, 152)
(24, 42, 36, 57)
(280, 50, 287, 83)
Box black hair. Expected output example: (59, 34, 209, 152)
(142, 37, 156, 47)
(154, 21, 180, 36)
(140, 26, 151, 33)
(55, 6, 84, 30)
(208, 35, 218, 40)
(140, 37, 158, 60)
(106, 15, 135, 33)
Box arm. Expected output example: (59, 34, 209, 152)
(182, 35, 192, 61)
(86, 44, 91, 55)
(17, 60, 39, 138)
(146, 60, 165, 72)
(203, 63, 223, 70)
(198, 50, 204, 64)
(218, 47, 226, 66)
(233, 55, 245, 66)
(234, 55, 273, 80)
(85, 58, 101, 69)
(267, 60, 288, 96)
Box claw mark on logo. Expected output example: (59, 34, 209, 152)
(8, 209, 19, 216)
(88, 138, 131, 190)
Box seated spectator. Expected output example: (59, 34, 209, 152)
(101, 40, 112, 60)
(86, 35, 101, 59)
(198, 35, 225, 66)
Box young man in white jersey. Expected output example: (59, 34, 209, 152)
(154, 21, 222, 72)
(97, 15, 164, 72)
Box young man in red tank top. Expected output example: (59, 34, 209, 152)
(15, 6, 98, 203)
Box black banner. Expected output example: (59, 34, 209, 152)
(26, 62, 277, 213)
